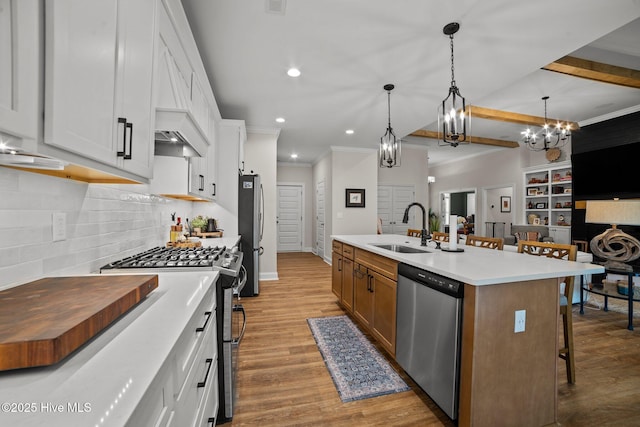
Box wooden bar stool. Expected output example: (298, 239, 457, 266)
(465, 235, 504, 250)
(406, 229, 422, 237)
(431, 231, 450, 242)
(517, 240, 578, 384)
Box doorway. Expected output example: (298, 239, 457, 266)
(481, 185, 515, 237)
(439, 188, 476, 234)
(277, 184, 303, 252)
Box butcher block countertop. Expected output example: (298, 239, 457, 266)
(0, 275, 158, 371)
(331, 234, 605, 285)
(0, 271, 217, 427)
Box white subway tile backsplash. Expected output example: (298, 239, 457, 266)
(0, 168, 193, 288)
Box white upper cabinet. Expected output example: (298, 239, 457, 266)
(113, 0, 157, 177)
(44, 0, 156, 178)
(0, 0, 39, 140)
(215, 120, 245, 211)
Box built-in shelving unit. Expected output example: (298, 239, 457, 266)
(524, 161, 572, 244)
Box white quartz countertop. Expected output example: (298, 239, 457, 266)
(332, 234, 604, 286)
(0, 271, 217, 427)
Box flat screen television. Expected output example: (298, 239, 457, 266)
(571, 142, 640, 200)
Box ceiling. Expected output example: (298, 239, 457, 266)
(181, 0, 640, 166)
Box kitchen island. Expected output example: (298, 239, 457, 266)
(0, 272, 218, 427)
(332, 234, 604, 427)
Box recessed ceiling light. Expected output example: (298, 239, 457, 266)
(291, 153, 298, 159)
(170, 137, 178, 142)
(287, 68, 301, 77)
(276, 117, 285, 123)
(345, 129, 354, 135)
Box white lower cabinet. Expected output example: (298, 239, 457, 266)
(128, 283, 218, 427)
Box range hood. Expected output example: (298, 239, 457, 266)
(155, 108, 208, 158)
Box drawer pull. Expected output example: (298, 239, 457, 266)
(196, 311, 212, 332)
(197, 358, 213, 388)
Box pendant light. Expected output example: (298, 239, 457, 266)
(521, 96, 571, 151)
(380, 83, 401, 168)
(437, 22, 470, 147)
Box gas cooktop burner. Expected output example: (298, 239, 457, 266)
(100, 245, 242, 275)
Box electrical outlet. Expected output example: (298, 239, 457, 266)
(514, 309, 526, 333)
(52, 212, 67, 242)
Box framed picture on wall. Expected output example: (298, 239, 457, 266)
(500, 196, 511, 213)
(345, 188, 365, 208)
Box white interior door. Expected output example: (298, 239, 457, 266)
(392, 186, 415, 234)
(377, 186, 393, 234)
(377, 185, 415, 234)
(277, 184, 303, 252)
(316, 180, 325, 258)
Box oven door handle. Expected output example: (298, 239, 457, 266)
(232, 303, 246, 345)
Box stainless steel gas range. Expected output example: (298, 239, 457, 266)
(100, 244, 246, 424)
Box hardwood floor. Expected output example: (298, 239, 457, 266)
(229, 252, 640, 426)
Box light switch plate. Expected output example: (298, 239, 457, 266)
(514, 309, 526, 333)
(52, 212, 67, 242)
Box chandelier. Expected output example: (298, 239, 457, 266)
(437, 22, 470, 147)
(521, 96, 571, 151)
(380, 83, 401, 168)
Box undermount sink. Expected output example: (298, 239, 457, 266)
(371, 244, 431, 254)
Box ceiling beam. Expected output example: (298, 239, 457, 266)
(468, 105, 580, 130)
(409, 129, 520, 148)
(542, 55, 640, 89)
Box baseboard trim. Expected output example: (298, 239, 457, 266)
(259, 272, 279, 281)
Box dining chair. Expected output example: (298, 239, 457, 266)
(406, 229, 422, 237)
(465, 235, 504, 250)
(517, 240, 578, 384)
(431, 231, 450, 242)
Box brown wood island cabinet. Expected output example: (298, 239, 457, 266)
(332, 240, 398, 356)
(332, 240, 355, 311)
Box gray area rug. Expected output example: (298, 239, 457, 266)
(307, 315, 410, 402)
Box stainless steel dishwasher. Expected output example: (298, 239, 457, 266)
(396, 262, 464, 421)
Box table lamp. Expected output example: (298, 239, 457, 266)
(585, 199, 640, 272)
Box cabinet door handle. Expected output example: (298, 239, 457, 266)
(124, 121, 133, 159)
(197, 358, 213, 388)
(195, 311, 212, 332)
(370, 275, 375, 293)
(199, 174, 205, 191)
(338, 258, 342, 272)
(117, 117, 127, 157)
(211, 183, 216, 196)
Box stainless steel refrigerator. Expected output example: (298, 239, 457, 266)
(238, 174, 263, 296)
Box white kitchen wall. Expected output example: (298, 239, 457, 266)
(277, 163, 314, 252)
(242, 129, 278, 281)
(0, 167, 191, 289)
(428, 148, 525, 236)
(331, 148, 378, 236)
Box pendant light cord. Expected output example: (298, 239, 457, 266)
(450, 34, 456, 87)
